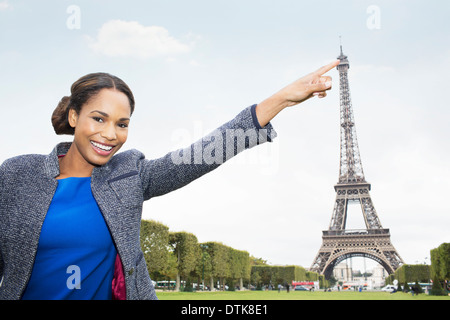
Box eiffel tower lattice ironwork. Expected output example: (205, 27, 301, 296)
(309, 46, 404, 278)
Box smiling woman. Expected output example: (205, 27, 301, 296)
(0, 61, 338, 300)
(51, 73, 134, 178)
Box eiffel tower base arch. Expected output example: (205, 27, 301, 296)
(310, 229, 403, 279)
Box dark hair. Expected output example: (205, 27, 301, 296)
(51, 72, 135, 135)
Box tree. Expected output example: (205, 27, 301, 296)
(140, 220, 171, 280)
(169, 231, 201, 291)
(413, 281, 423, 294)
(228, 248, 250, 290)
(403, 282, 410, 293)
(203, 242, 230, 290)
(430, 276, 447, 296)
(431, 243, 450, 282)
(195, 246, 212, 290)
(430, 242, 450, 295)
(251, 270, 262, 289)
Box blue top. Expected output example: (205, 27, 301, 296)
(22, 177, 117, 300)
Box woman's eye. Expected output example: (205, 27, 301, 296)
(118, 123, 128, 128)
(92, 117, 104, 123)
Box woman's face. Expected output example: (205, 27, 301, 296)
(68, 88, 131, 167)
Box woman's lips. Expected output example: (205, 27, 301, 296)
(90, 141, 115, 156)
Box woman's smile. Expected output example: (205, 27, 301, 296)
(90, 140, 116, 156)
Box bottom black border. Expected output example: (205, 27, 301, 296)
(0, 299, 430, 318)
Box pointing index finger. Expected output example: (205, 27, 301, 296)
(314, 59, 340, 76)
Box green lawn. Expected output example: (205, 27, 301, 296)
(156, 290, 450, 300)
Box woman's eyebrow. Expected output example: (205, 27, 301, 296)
(90, 110, 130, 121)
(90, 110, 109, 117)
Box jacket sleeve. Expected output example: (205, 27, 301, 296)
(0, 241, 3, 285)
(138, 105, 277, 200)
(0, 164, 4, 282)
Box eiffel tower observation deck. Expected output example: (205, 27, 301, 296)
(309, 46, 404, 278)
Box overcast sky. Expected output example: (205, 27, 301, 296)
(1, 0, 449, 272)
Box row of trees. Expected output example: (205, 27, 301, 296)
(140, 219, 254, 290)
(139, 219, 320, 291)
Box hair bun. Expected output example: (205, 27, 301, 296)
(51, 96, 74, 135)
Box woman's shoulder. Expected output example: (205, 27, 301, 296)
(106, 148, 146, 170)
(115, 148, 145, 159)
(111, 148, 145, 163)
(0, 153, 47, 174)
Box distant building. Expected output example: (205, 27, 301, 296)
(333, 262, 353, 283)
(333, 262, 388, 290)
(371, 264, 388, 289)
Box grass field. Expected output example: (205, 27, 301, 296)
(156, 290, 450, 300)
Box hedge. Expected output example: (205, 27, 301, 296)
(430, 243, 450, 295)
(430, 243, 450, 281)
(394, 264, 430, 284)
(251, 265, 312, 287)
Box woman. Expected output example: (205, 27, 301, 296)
(0, 60, 339, 300)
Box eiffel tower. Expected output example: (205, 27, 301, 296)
(309, 46, 404, 279)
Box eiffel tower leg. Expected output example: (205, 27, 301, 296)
(379, 239, 404, 270)
(329, 196, 347, 230)
(358, 188, 383, 229)
(310, 246, 331, 275)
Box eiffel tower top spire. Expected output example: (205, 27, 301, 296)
(336, 44, 365, 184)
(337, 37, 349, 68)
(337, 46, 349, 67)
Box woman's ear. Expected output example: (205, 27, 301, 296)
(68, 109, 78, 128)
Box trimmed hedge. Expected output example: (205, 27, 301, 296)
(394, 264, 430, 283)
(250, 265, 323, 287)
(430, 243, 450, 281)
(430, 243, 450, 295)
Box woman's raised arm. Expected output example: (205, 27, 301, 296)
(255, 60, 340, 127)
(138, 60, 339, 200)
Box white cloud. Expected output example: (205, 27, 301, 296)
(0, 1, 11, 10)
(87, 20, 191, 59)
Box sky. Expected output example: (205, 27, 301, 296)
(1, 0, 449, 273)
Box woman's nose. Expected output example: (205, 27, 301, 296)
(101, 122, 117, 141)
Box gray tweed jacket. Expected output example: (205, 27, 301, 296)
(0, 105, 276, 300)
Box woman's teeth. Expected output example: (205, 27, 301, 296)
(91, 141, 113, 151)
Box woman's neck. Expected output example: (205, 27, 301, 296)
(57, 143, 95, 180)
